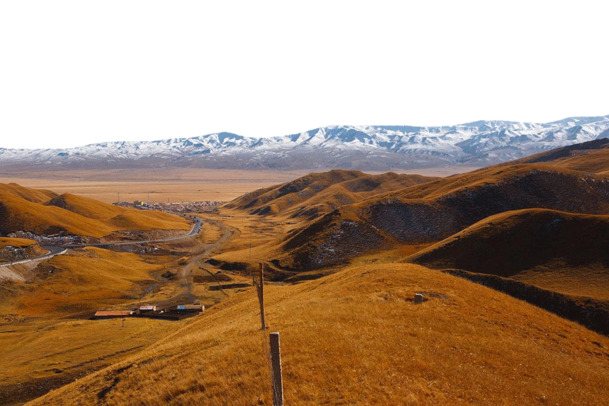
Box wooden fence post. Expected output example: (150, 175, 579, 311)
(269, 332, 284, 406)
(254, 262, 266, 330)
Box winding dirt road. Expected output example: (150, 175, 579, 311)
(177, 216, 235, 298)
(0, 216, 202, 268)
(0, 215, 206, 282)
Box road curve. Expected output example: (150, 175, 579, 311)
(63, 216, 203, 249)
(173, 216, 235, 300)
(0, 246, 67, 268)
(0, 215, 202, 267)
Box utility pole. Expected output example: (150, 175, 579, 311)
(253, 262, 266, 330)
(249, 226, 252, 260)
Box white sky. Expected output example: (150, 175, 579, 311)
(1, 0, 608, 149)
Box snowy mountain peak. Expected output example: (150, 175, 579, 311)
(1, 116, 608, 171)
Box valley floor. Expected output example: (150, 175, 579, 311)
(0, 214, 248, 405)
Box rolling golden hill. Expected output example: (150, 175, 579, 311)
(407, 209, 609, 334)
(409, 209, 609, 283)
(266, 164, 609, 271)
(507, 138, 609, 174)
(210, 141, 609, 340)
(0, 237, 38, 249)
(29, 262, 609, 405)
(0, 183, 189, 238)
(226, 169, 435, 219)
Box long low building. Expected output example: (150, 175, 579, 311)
(94, 310, 134, 318)
(176, 304, 204, 313)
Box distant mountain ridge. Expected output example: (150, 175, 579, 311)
(2, 115, 609, 171)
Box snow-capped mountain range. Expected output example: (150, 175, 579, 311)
(2, 115, 608, 171)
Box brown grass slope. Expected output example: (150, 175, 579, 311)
(408, 209, 609, 335)
(409, 209, 609, 281)
(274, 165, 609, 271)
(0, 183, 189, 238)
(2, 246, 162, 317)
(506, 138, 609, 173)
(360, 165, 609, 243)
(30, 263, 609, 405)
(0, 182, 57, 203)
(0, 247, 187, 405)
(226, 169, 435, 219)
(274, 206, 396, 271)
(0, 237, 38, 248)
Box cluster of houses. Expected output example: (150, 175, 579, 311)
(114, 200, 224, 213)
(147, 201, 225, 213)
(94, 303, 204, 321)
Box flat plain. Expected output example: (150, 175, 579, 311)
(0, 168, 309, 204)
(0, 166, 474, 204)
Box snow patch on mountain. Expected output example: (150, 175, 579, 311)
(1, 116, 608, 170)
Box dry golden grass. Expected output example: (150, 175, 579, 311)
(512, 265, 609, 301)
(0, 237, 44, 267)
(0, 247, 182, 404)
(216, 164, 609, 274)
(197, 221, 224, 245)
(205, 208, 303, 274)
(0, 231, 239, 404)
(30, 262, 609, 405)
(0, 166, 474, 205)
(361, 163, 604, 202)
(0, 182, 56, 203)
(0, 183, 189, 238)
(5, 247, 162, 316)
(227, 169, 436, 218)
(0, 317, 189, 399)
(537, 148, 609, 173)
(409, 209, 609, 301)
(507, 138, 609, 173)
(0, 237, 37, 248)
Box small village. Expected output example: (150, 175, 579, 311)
(115, 200, 225, 213)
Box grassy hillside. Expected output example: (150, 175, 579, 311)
(0, 183, 189, 238)
(268, 165, 609, 271)
(407, 209, 609, 334)
(0, 219, 237, 404)
(409, 209, 609, 293)
(30, 263, 609, 405)
(273, 206, 395, 270)
(0, 182, 56, 203)
(0, 237, 38, 249)
(8, 247, 163, 316)
(507, 138, 609, 173)
(226, 169, 435, 219)
(0, 247, 182, 404)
